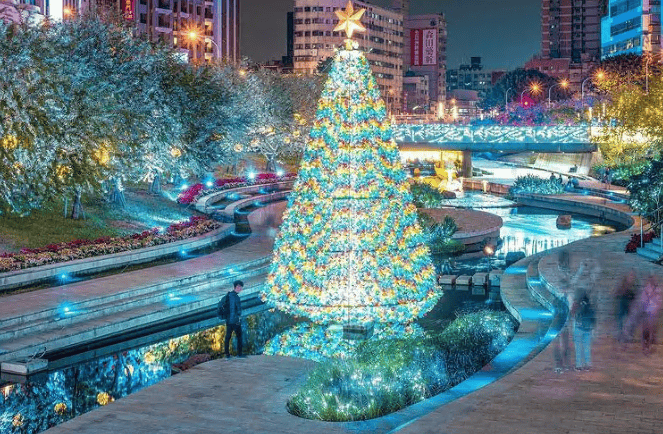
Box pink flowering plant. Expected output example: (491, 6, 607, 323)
(0, 216, 221, 272)
(177, 172, 297, 205)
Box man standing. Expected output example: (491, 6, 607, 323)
(224, 280, 244, 358)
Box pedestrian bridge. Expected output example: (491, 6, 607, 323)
(392, 124, 596, 153)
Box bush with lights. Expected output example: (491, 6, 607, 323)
(287, 310, 517, 421)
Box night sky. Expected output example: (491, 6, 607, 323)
(240, 0, 541, 70)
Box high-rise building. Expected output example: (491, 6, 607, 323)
(601, 0, 661, 58)
(390, 0, 408, 16)
(532, 0, 605, 93)
(135, 0, 240, 63)
(446, 57, 503, 99)
(541, 0, 604, 62)
(403, 13, 447, 117)
(7, 0, 240, 64)
(292, 0, 404, 112)
(0, 0, 44, 23)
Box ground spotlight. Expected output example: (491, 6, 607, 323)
(276, 169, 284, 177)
(248, 172, 256, 180)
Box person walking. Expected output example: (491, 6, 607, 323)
(615, 269, 637, 343)
(554, 249, 573, 372)
(570, 260, 599, 370)
(224, 280, 245, 358)
(641, 274, 662, 354)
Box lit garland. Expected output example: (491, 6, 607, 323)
(261, 46, 439, 326)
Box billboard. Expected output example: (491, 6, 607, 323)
(410, 28, 437, 66)
(121, 0, 134, 20)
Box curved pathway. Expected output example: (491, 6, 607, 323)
(40, 189, 663, 434)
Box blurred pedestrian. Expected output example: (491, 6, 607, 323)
(570, 260, 600, 370)
(641, 274, 662, 354)
(554, 249, 573, 372)
(615, 269, 638, 342)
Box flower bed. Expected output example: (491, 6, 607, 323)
(0, 216, 222, 273)
(625, 230, 656, 253)
(177, 173, 297, 205)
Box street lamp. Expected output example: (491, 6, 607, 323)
(186, 29, 220, 60)
(521, 83, 541, 105)
(505, 87, 513, 113)
(581, 70, 604, 111)
(548, 79, 569, 108)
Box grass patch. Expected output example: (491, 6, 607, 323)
(287, 310, 517, 422)
(0, 187, 193, 252)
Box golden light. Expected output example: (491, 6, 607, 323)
(187, 30, 198, 42)
(63, 7, 72, 16)
(595, 70, 605, 80)
(333, 1, 366, 39)
(170, 147, 182, 158)
(93, 145, 111, 166)
(530, 83, 542, 94)
(96, 392, 114, 406)
(560, 79, 569, 88)
(450, 98, 456, 105)
(239, 69, 247, 77)
(1, 135, 18, 150)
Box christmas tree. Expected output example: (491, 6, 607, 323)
(261, 2, 439, 328)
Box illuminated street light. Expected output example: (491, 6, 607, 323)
(581, 70, 605, 111)
(185, 28, 220, 59)
(548, 79, 569, 108)
(505, 87, 513, 113)
(521, 83, 541, 105)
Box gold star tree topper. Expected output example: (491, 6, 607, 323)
(334, 1, 366, 39)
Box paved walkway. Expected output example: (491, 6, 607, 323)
(39, 190, 663, 433)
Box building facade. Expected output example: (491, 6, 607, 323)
(601, 0, 661, 58)
(4, 0, 240, 64)
(403, 13, 447, 117)
(135, 0, 240, 63)
(446, 57, 502, 99)
(541, 0, 604, 62)
(402, 73, 429, 113)
(292, 0, 404, 112)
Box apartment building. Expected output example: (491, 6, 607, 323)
(403, 13, 447, 117)
(3, 0, 239, 64)
(446, 57, 502, 99)
(601, 0, 661, 58)
(292, 0, 404, 113)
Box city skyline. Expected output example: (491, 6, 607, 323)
(241, 0, 541, 70)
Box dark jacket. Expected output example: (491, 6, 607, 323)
(227, 290, 242, 325)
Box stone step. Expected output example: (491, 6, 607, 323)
(0, 273, 270, 364)
(527, 259, 556, 313)
(0, 257, 271, 342)
(637, 247, 661, 262)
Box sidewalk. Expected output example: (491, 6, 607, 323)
(42, 193, 663, 434)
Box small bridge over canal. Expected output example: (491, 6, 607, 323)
(391, 124, 597, 176)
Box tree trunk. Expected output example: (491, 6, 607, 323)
(109, 178, 127, 208)
(149, 172, 161, 194)
(266, 157, 275, 172)
(70, 188, 83, 220)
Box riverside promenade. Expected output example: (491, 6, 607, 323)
(38, 188, 663, 434)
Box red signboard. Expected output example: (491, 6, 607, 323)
(410, 28, 437, 66)
(121, 0, 134, 20)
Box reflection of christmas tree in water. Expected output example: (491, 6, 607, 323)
(260, 3, 440, 359)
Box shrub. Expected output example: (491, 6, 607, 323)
(410, 182, 447, 208)
(287, 311, 517, 422)
(508, 174, 565, 196)
(625, 231, 656, 253)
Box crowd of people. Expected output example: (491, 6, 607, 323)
(554, 250, 662, 373)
